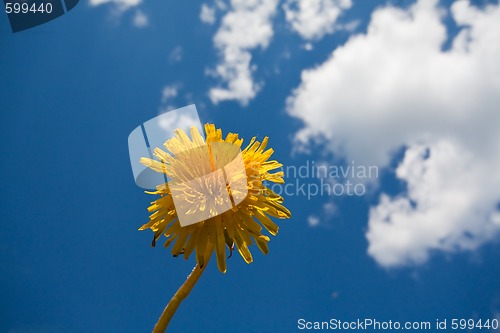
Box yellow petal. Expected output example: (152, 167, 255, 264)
(234, 230, 253, 264)
(214, 219, 227, 273)
(171, 228, 189, 256)
(254, 209, 279, 236)
(254, 235, 269, 255)
(140, 158, 167, 174)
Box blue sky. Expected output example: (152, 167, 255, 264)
(1, 0, 500, 332)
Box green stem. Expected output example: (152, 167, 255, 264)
(152, 264, 207, 333)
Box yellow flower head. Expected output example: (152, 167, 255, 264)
(139, 124, 291, 273)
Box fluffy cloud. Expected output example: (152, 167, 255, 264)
(132, 10, 148, 27)
(161, 85, 178, 102)
(168, 46, 183, 63)
(308, 201, 338, 228)
(283, 0, 352, 40)
(209, 0, 279, 105)
(368, 140, 500, 267)
(159, 85, 179, 112)
(308, 216, 320, 227)
(200, 4, 217, 24)
(89, 0, 141, 11)
(286, 0, 500, 267)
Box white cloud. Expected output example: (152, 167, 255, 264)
(158, 85, 180, 112)
(286, 0, 500, 267)
(200, 4, 217, 24)
(209, 0, 279, 105)
(132, 10, 148, 27)
(307, 201, 338, 228)
(161, 85, 178, 103)
(339, 19, 360, 33)
(168, 46, 183, 63)
(368, 140, 500, 267)
(323, 202, 337, 218)
(303, 42, 314, 51)
(89, 0, 140, 11)
(308, 216, 320, 227)
(215, 0, 227, 11)
(283, 0, 352, 40)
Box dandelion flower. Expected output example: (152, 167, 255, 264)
(140, 124, 291, 273)
(139, 124, 291, 333)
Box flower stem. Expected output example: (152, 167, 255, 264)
(152, 264, 207, 333)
